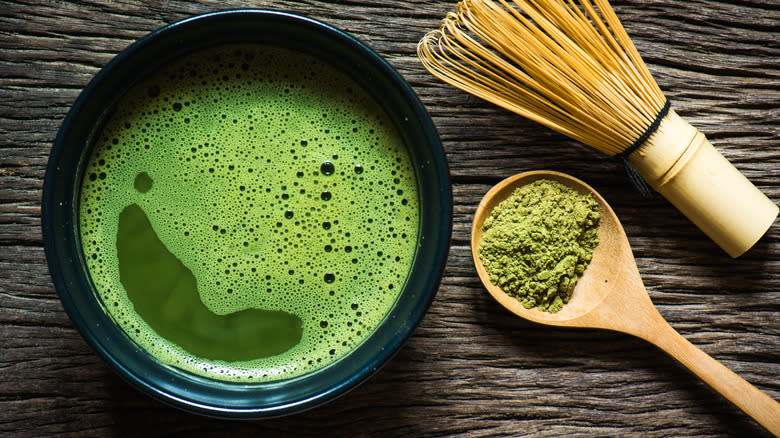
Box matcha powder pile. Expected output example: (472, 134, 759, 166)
(478, 179, 600, 313)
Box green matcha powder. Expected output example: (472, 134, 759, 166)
(478, 179, 600, 313)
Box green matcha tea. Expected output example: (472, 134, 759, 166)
(79, 44, 419, 382)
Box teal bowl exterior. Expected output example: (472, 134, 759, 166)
(42, 10, 451, 418)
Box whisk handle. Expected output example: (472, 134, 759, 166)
(629, 110, 778, 257)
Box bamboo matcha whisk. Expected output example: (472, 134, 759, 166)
(417, 0, 778, 257)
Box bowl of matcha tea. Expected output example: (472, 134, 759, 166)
(42, 10, 451, 418)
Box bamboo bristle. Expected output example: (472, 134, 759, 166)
(417, 0, 667, 156)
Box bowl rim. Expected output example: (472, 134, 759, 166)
(42, 9, 452, 418)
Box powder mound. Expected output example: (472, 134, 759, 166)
(478, 179, 599, 313)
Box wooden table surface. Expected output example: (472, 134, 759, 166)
(1, 0, 778, 436)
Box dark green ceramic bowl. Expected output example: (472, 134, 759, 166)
(42, 10, 451, 418)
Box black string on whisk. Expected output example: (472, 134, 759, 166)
(615, 99, 671, 197)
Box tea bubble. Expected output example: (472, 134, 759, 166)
(320, 161, 335, 176)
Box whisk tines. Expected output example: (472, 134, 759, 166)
(417, 0, 666, 156)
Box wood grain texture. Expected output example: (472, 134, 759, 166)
(0, 0, 777, 436)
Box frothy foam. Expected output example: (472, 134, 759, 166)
(79, 44, 419, 382)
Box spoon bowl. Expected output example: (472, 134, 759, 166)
(472, 170, 627, 326)
(471, 170, 780, 435)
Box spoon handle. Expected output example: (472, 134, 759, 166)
(646, 317, 780, 435)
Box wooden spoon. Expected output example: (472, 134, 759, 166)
(471, 170, 780, 435)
